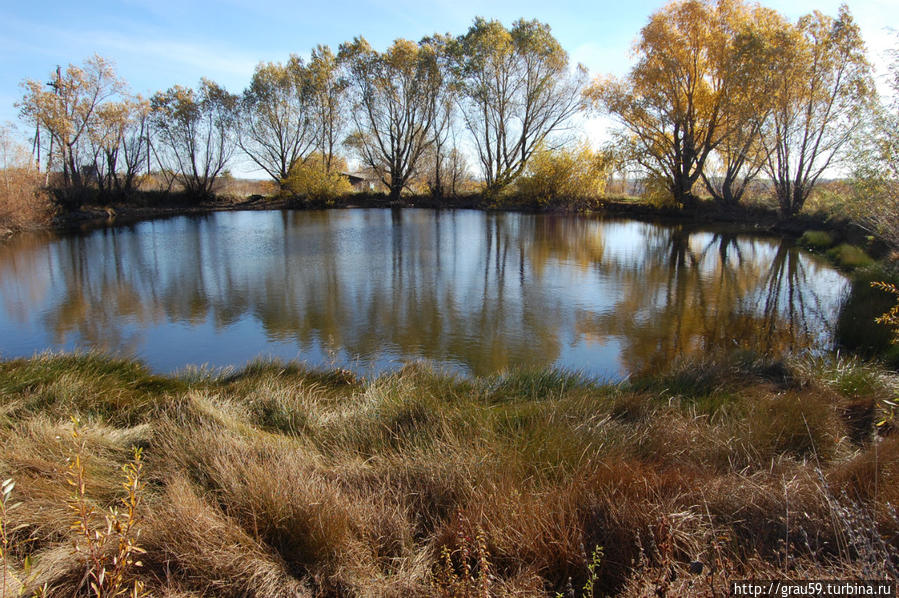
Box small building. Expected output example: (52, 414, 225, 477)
(341, 172, 377, 192)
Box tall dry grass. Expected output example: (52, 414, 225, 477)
(0, 125, 51, 232)
(0, 352, 896, 596)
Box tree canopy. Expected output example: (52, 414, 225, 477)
(340, 37, 442, 199)
(454, 18, 585, 194)
(150, 79, 239, 198)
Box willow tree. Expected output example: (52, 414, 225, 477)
(419, 33, 458, 198)
(88, 96, 151, 197)
(340, 37, 442, 200)
(18, 55, 126, 195)
(454, 18, 584, 195)
(588, 0, 765, 207)
(151, 79, 239, 198)
(702, 5, 791, 204)
(760, 6, 873, 217)
(239, 57, 316, 186)
(308, 45, 348, 174)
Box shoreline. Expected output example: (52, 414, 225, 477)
(14, 191, 875, 249)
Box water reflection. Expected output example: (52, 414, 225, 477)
(0, 209, 849, 378)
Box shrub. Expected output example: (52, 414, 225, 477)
(639, 173, 680, 208)
(799, 230, 835, 250)
(0, 124, 51, 231)
(283, 153, 352, 203)
(516, 142, 615, 206)
(826, 243, 874, 270)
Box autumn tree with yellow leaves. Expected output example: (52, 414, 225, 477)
(700, 5, 789, 205)
(591, 0, 872, 214)
(87, 96, 151, 197)
(239, 57, 317, 187)
(18, 55, 129, 202)
(308, 45, 348, 175)
(454, 18, 585, 196)
(150, 79, 239, 199)
(759, 5, 873, 217)
(588, 0, 775, 208)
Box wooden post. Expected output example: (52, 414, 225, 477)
(43, 66, 62, 186)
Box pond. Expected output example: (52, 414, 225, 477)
(0, 208, 853, 379)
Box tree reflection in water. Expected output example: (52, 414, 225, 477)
(0, 210, 849, 377)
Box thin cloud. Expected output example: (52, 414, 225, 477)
(2, 14, 258, 88)
(88, 32, 259, 80)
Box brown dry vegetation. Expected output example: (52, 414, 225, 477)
(0, 126, 52, 232)
(0, 353, 896, 597)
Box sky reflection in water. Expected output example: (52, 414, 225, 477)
(0, 209, 850, 379)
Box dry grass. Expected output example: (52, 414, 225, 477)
(0, 352, 896, 596)
(0, 125, 51, 232)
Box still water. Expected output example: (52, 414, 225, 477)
(0, 209, 850, 379)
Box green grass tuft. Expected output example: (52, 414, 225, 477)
(799, 229, 836, 250)
(826, 243, 875, 270)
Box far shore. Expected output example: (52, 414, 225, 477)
(13, 190, 878, 251)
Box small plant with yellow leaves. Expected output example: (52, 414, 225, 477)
(872, 281, 899, 430)
(433, 513, 490, 598)
(67, 420, 146, 598)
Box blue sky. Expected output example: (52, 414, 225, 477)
(2, 0, 896, 174)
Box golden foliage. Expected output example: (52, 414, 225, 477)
(872, 281, 899, 344)
(18, 55, 126, 192)
(455, 18, 585, 193)
(340, 37, 443, 199)
(282, 153, 352, 202)
(759, 6, 873, 216)
(516, 142, 615, 205)
(587, 0, 764, 206)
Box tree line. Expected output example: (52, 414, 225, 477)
(13, 1, 891, 218)
(16, 18, 584, 206)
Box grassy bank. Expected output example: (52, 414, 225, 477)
(0, 353, 896, 596)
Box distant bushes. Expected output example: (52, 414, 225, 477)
(798, 230, 835, 250)
(827, 243, 875, 270)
